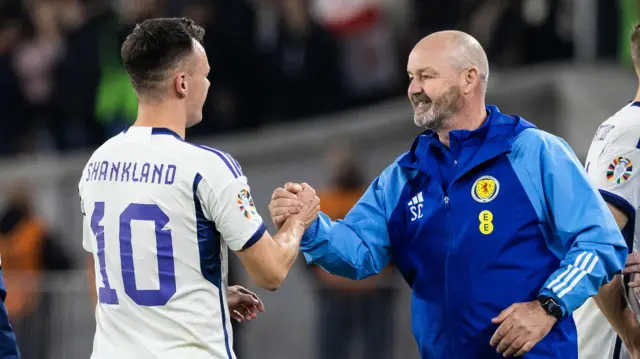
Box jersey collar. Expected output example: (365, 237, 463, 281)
(122, 126, 183, 140)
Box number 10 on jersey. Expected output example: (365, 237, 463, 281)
(90, 202, 176, 306)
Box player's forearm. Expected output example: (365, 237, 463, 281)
(594, 275, 640, 348)
(273, 219, 305, 267)
(236, 218, 307, 291)
(592, 203, 637, 345)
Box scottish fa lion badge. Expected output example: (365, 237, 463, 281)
(472, 176, 500, 203)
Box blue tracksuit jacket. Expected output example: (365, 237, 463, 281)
(0, 268, 19, 359)
(301, 105, 628, 359)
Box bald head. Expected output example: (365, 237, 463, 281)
(407, 31, 489, 130)
(415, 31, 489, 91)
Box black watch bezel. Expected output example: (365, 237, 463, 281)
(537, 295, 563, 319)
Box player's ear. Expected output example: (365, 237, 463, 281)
(462, 67, 479, 94)
(175, 73, 188, 98)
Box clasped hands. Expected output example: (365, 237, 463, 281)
(269, 182, 320, 229)
(227, 183, 318, 324)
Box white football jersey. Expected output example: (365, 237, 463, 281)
(575, 102, 640, 359)
(78, 127, 266, 359)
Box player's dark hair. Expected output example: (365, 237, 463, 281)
(121, 17, 205, 97)
(630, 24, 640, 71)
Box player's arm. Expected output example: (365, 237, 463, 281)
(289, 176, 393, 281)
(198, 174, 318, 291)
(79, 182, 99, 305)
(534, 134, 628, 317)
(593, 205, 637, 348)
(87, 255, 97, 306)
(235, 206, 316, 291)
(0, 267, 20, 359)
(584, 130, 640, 349)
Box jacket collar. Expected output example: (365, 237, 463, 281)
(399, 105, 536, 177)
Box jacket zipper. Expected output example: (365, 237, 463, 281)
(443, 193, 452, 357)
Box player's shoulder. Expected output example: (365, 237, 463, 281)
(605, 102, 640, 126)
(190, 144, 243, 177)
(163, 139, 245, 194)
(177, 142, 244, 181)
(593, 104, 640, 148)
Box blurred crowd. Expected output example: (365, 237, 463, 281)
(0, 0, 586, 158)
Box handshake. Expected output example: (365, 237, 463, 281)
(268, 182, 321, 230)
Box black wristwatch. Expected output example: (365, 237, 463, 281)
(537, 295, 563, 319)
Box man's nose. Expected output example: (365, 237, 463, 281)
(408, 79, 422, 96)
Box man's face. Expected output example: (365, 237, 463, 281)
(406, 47, 464, 131)
(185, 40, 210, 128)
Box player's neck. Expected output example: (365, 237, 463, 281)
(633, 86, 640, 103)
(134, 102, 187, 139)
(437, 102, 487, 148)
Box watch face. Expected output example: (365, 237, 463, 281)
(546, 300, 561, 318)
(539, 296, 560, 318)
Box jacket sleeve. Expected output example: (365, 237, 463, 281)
(300, 176, 393, 280)
(536, 134, 628, 316)
(0, 269, 20, 359)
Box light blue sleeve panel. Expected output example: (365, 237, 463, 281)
(300, 157, 414, 280)
(508, 129, 627, 315)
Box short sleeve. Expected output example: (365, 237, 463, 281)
(200, 177, 266, 251)
(587, 128, 640, 216)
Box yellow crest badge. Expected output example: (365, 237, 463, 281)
(471, 176, 500, 203)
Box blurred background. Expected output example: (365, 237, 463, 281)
(0, 0, 638, 358)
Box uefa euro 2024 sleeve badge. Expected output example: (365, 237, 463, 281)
(237, 189, 258, 219)
(471, 175, 500, 203)
(607, 157, 633, 184)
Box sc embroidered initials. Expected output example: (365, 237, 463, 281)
(479, 210, 494, 235)
(409, 192, 424, 222)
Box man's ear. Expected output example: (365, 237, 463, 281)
(462, 67, 479, 95)
(175, 73, 187, 98)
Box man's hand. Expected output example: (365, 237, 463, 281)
(288, 183, 320, 228)
(621, 253, 640, 358)
(489, 301, 557, 357)
(626, 329, 640, 359)
(269, 182, 318, 229)
(227, 285, 264, 323)
(624, 252, 640, 299)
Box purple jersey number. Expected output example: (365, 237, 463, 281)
(90, 202, 176, 306)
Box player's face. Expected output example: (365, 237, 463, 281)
(185, 41, 211, 128)
(407, 48, 464, 131)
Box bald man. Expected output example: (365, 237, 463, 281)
(268, 31, 628, 358)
